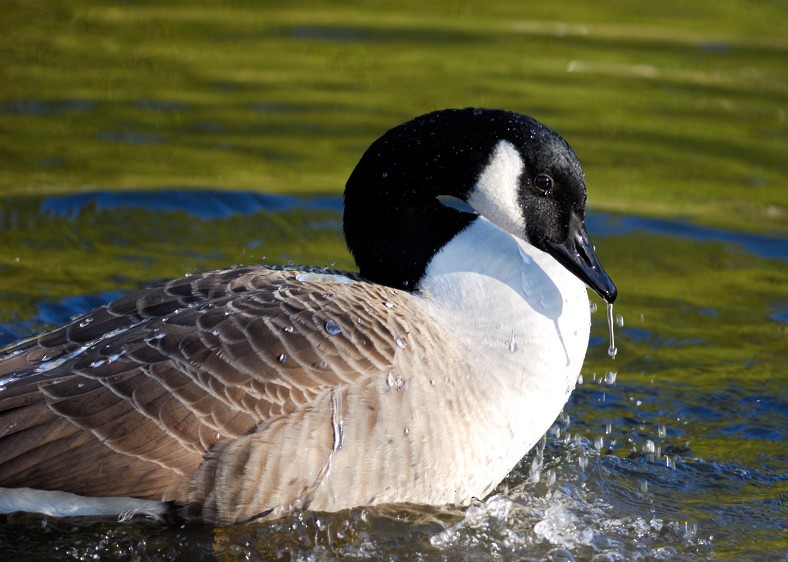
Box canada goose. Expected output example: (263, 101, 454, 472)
(0, 108, 616, 524)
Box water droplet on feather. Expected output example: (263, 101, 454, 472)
(387, 372, 405, 390)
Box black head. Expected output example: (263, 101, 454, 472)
(343, 108, 616, 302)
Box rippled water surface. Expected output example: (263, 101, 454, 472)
(1, 0, 786, 560)
(0, 191, 785, 561)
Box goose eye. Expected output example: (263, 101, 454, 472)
(534, 174, 554, 194)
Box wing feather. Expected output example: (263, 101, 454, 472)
(0, 266, 416, 501)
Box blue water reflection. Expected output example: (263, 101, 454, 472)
(35, 189, 788, 262)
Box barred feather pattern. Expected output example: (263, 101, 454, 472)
(0, 266, 439, 522)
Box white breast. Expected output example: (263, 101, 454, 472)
(414, 217, 591, 498)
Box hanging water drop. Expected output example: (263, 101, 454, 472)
(606, 302, 618, 359)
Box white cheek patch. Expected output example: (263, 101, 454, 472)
(467, 140, 525, 236)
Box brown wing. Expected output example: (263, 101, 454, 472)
(0, 266, 413, 501)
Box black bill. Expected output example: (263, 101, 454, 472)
(546, 217, 617, 304)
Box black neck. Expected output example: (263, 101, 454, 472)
(343, 196, 475, 291)
(343, 110, 491, 290)
(343, 108, 549, 291)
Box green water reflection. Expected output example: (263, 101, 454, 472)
(1, 191, 785, 559)
(1, 0, 785, 234)
(0, 1, 786, 559)
(0, 194, 352, 331)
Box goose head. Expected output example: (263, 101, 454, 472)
(343, 108, 616, 303)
